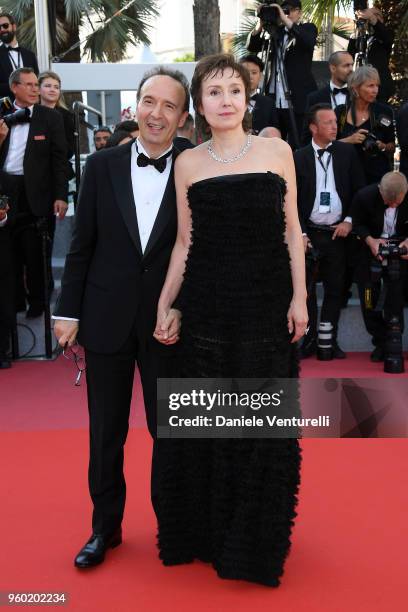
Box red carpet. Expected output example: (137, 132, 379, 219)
(0, 356, 407, 611)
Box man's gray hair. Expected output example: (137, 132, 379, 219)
(380, 172, 408, 201)
(348, 65, 380, 99)
(9, 67, 35, 89)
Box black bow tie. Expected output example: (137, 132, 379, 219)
(317, 145, 333, 157)
(332, 87, 348, 96)
(136, 149, 172, 173)
(7, 46, 20, 52)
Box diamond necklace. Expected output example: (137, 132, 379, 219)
(207, 133, 252, 164)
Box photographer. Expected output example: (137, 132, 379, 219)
(352, 172, 408, 362)
(348, 5, 395, 103)
(0, 67, 68, 319)
(336, 65, 394, 185)
(247, 0, 317, 147)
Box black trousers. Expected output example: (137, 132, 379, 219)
(356, 252, 407, 347)
(276, 108, 304, 150)
(84, 313, 179, 535)
(306, 228, 347, 339)
(0, 226, 14, 355)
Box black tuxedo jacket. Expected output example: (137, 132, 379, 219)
(0, 44, 39, 98)
(247, 23, 318, 114)
(250, 93, 279, 134)
(54, 140, 188, 354)
(294, 140, 366, 233)
(0, 104, 68, 217)
(397, 103, 408, 179)
(352, 184, 408, 241)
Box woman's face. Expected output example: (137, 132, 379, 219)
(40, 77, 61, 106)
(198, 68, 247, 132)
(356, 79, 379, 104)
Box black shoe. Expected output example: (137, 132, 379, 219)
(370, 346, 385, 362)
(332, 342, 346, 359)
(0, 355, 11, 369)
(26, 304, 44, 319)
(300, 338, 317, 359)
(74, 528, 122, 568)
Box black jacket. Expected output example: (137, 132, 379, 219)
(347, 21, 395, 102)
(54, 140, 189, 353)
(0, 104, 68, 216)
(352, 184, 408, 241)
(247, 23, 318, 114)
(397, 103, 408, 179)
(250, 93, 279, 134)
(0, 44, 39, 98)
(294, 140, 366, 233)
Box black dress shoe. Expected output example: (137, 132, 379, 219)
(332, 342, 346, 359)
(74, 528, 122, 568)
(26, 304, 44, 319)
(300, 338, 317, 359)
(370, 346, 385, 362)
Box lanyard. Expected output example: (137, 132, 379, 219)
(316, 152, 332, 190)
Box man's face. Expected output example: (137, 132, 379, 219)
(94, 130, 111, 150)
(380, 190, 406, 208)
(311, 109, 338, 143)
(11, 73, 39, 107)
(0, 17, 16, 45)
(284, 7, 302, 24)
(331, 53, 354, 85)
(137, 75, 188, 152)
(242, 61, 262, 93)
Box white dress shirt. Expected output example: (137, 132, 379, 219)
(53, 138, 173, 322)
(381, 207, 398, 238)
(329, 80, 348, 109)
(309, 139, 343, 226)
(3, 104, 33, 175)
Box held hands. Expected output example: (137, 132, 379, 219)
(287, 298, 308, 344)
(54, 319, 79, 347)
(366, 237, 387, 260)
(54, 200, 68, 219)
(347, 129, 369, 145)
(399, 239, 408, 260)
(153, 308, 181, 345)
(0, 119, 9, 145)
(331, 221, 352, 239)
(302, 235, 312, 253)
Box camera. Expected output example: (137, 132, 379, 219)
(259, 1, 289, 30)
(0, 96, 31, 128)
(361, 115, 392, 156)
(353, 0, 368, 11)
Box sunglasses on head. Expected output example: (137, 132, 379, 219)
(0, 23, 11, 30)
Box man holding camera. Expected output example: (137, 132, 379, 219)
(0, 67, 68, 320)
(247, 0, 317, 148)
(352, 172, 408, 362)
(0, 13, 39, 99)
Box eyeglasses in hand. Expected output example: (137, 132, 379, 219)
(63, 342, 86, 386)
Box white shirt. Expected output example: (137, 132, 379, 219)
(3, 104, 33, 175)
(329, 80, 348, 109)
(2, 42, 22, 70)
(131, 138, 172, 253)
(381, 207, 397, 238)
(309, 139, 343, 226)
(269, 29, 290, 108)
(53, 138, 173, 322)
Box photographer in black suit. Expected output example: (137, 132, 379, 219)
(0, 13, 38, 99)
(240, 54, 279, 135)
(0, 67, 68, 318)
(295, 104, 365, 359)
(247, 0, 317, 147)
(352, 172, 408, 362)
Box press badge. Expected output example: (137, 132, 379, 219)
(319, 192, 331, 213)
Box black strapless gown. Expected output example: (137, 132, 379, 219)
(155, 173, 302, 587)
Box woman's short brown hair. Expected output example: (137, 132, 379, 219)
(190, 53, 252, 135)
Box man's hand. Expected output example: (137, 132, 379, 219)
(332, 221, 352, 239)
(0, 203, 9, 222)
(366, 236, 387, 260)
(153, 308, 181, 345)
(303, 235, 311, 253)
(54, 319, 79, 347)
(0, 119, 9, 145)
(342, 129, 369, 145)
(54, 200, 68, 219)
(270, 3, 293, 28)
(356, 8, 378, 25)
(399, 238, 408, 260)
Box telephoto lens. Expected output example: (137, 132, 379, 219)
(384, 317, 404, 374)
(317, 321, 333, 361)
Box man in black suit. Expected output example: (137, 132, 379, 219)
(294, 103, 366, 359)
(0, 67, 68, 319)
(240, 54, 279, 135)
(348, 6, 395, 103)
(247, 0, 317, 147)
(352, 172, 408, 361)
(0, 13, 39, 99)
(53, 67, 190, 569)
(397, 102, 408, 180)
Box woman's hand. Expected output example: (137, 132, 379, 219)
(342, 129, 369, 145)
(153, 307, 181, 345)
(287, 297, 308, 344)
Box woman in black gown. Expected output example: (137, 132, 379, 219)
(153, 54, 308, 587)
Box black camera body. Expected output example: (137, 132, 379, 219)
(361, 115, 392, 156)
(259, 0, 289, 30)
(378, 243, 408, 259)
(353, 0, 368, 11)
(0, 96, 31, 129)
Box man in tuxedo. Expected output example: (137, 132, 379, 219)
(352, 172, 408, 362)
(247, 0, 317, 147)
(240, 54, 279, 135)
(294, 103, 366, 359)
(53, 67, 190, 569)
(0, 13, 38, 99)
(0, 67, 67, 319)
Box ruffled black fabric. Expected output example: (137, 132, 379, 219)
(156, 173, 302, 587)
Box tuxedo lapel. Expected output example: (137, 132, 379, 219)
(0, 45, 13, 74)
(108, 142, 143, 255)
